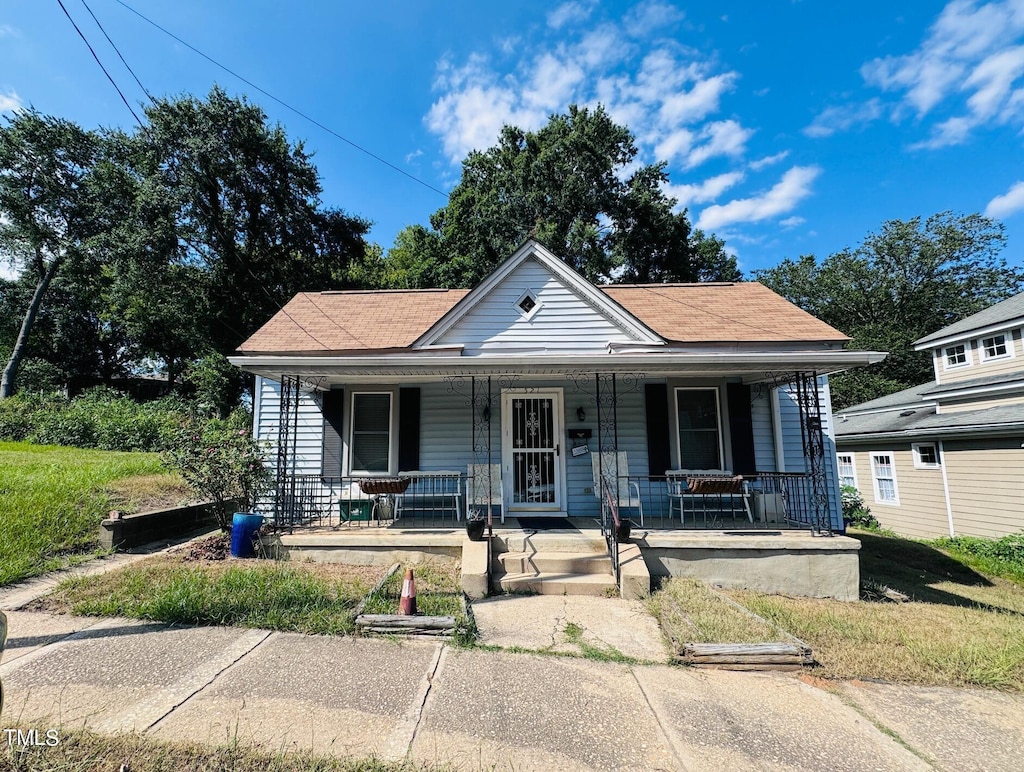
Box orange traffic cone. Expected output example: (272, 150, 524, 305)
(398, 568, 417, 615)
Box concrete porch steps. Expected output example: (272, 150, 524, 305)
(493, 570, 618, 596)
(496, 550, 611, 575)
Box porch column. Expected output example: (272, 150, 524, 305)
(792, 371, 831, 535)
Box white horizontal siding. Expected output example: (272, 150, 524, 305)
(437, 257, 635, 355)
(751, 383, 777, 472)
(254, 376, 323, 476)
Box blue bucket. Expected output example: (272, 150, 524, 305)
(230, 513, 264, 558)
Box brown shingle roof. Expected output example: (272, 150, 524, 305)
(601, 283, 848, 343)
(236, 282, 847, 354)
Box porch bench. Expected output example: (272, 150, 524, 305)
(395, 471, 463, 521)
(667, 469, 753, 526)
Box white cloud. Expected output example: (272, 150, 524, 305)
(624, 1, 684, 37)
(659, 72, 737, 124)
(684, 119, 753, 169)
(804, 99, 883, 138)
(985, 180, 1024, 217)
(748, 150, 789, 170)
(860, 0, 1024, 146)
(664, 171, 745, 208)
(696, 166, 821, 230)
(547, 2, 595, 30)
(779, 216, 806, 229)
(0, 89, 22, 113)
(404, 149, 423, 163)
(0, 24, 17, 37)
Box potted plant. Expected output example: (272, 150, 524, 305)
(465, 510, 487, 541)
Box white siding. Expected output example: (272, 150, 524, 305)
(751, 383, 777, 472)
(436, 257, 635, 354)
(254, 376, 324, 476)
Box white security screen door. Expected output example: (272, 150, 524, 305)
(502, 389, 564, 512)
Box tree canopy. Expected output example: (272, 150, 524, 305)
(381, 105, 740, 287)
(756, 212, 1023, 409)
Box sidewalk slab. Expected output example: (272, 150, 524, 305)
(413, 648, 679, 771)
(632, 667, 931, 772)
(472, 594, 670, 662)
(150, 632, 442, 760)
(839, 680, 1024, 772)
(0, 610, 101, 665)
(2, 619, 260, 730)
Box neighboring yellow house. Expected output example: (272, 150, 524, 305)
(834, 293, 1024, 539)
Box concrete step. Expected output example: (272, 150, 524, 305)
(497, 531, 608, 554)
(496, 551, 611, 575)
(493, 571, 618, 596)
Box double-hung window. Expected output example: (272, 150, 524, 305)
(675, 388, 724, 469)
(944, 344, 968, 368)
(870, 452, 899, 505)
(349, 392, 392, 473)
(981, 333, 1009, 360)
(837, 453, 856, 488)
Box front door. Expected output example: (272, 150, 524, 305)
(502, 389, 564, 513)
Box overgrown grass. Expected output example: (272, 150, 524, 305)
(931, 532, 1024, 583)
(648, 577, 787, 646)
(0, 727, 444, 771)
(361, 562, 464, 617)
(732, 531, 1024, 690)
(0, 441, 178, 586)
(37, 556, 383, 635)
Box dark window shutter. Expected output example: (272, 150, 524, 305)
(321, 389, 344, 476)
(398, 387, 420, 472)
(726, 382, 756, 475)
(644, 383, 672, 477)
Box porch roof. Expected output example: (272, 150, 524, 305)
(228, 349, 885, 384)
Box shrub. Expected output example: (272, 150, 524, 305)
(933, 532, 1024, 580)
(841, 484, 879, 529)
(161, 414, 273, 529)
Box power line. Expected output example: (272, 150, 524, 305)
(57, 0, 145, 127)
(113, 0, 448, 198)
(78, 0, 155, 104)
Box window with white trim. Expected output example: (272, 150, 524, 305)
(912, 442, 940, 469)
(870, 452, 900, 505)
(837, 453, 856, 488)
(944, 344, 969, 368)
(515, 289, 540, 319)
(981, 333, 1009, 360)
(675, 388, 724, 469)
(349, 392, 393, 473)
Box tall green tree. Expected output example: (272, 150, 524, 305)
(385, 105, 739, 288)
(756, 212, 1022, 409)
(0, 110, 103, 398)
(138, 87, 371, 354)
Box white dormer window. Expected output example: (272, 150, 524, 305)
(515, 289, 541, 319)
(944, 344, 969, 369)
(980, 333, 1010, 361)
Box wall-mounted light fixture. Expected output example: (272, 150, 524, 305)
(577, 406, 586, 422)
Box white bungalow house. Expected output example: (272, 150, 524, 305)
(835, 291, 1024, 540)
(229, 240, 883, 600)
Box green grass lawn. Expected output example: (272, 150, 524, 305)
(36, 553, 384, 635)
(0, 441, 185, 586)
(361, 562, 464, 617)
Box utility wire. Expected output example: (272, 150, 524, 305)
(57, 0, 145, 127)
(78, 0, 155, 103)
(114, 0, 448, 198)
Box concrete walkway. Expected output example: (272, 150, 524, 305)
(4, 605, 1024, 770)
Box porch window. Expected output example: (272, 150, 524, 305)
(837, 453, 856, 488)
(675, 388, 723, 469)
(870, 452, 900, 505)
(350, 392, 392, 473)
(981, 333, 1009, 360)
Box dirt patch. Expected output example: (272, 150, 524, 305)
(175, 533, 230, 561)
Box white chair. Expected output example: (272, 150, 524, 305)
(590, 451, 643, 526)
(467, 464, 504, 523)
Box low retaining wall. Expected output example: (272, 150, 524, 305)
(266, 531, 463, 567)
(639, 531, 861, 601)
(99, 501, 234, 551)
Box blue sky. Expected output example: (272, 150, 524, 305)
(3, 0, 1024, 275)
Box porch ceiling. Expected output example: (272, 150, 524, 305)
(229, 350, 885, 386)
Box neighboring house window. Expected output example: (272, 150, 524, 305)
(913, 442, 940, 469)
(981, 333, 1009, 360)
(676, 388, 723, 469)
(837, 454, 857, 488)
(350, 392, 392, 473)
(944, 344, 969, 368)
(870, 452, 900, 505)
